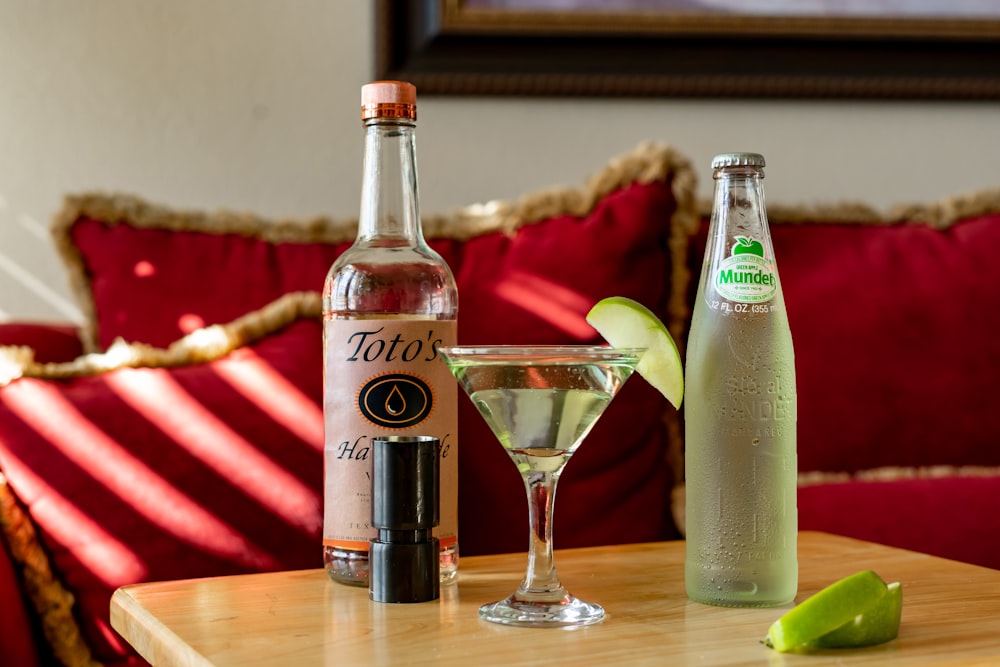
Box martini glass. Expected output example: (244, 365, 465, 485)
(439, 345, 644, 627)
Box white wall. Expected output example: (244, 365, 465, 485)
(2, 0, 999, 322)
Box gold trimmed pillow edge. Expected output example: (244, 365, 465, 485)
(0, 475, 101, 667)
(695, 186, 1000, 228)
(0, 291, 321, 386)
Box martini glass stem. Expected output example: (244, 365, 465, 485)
(520, 471, 566, 599)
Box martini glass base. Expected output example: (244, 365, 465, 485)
(479, 592, 605, 628)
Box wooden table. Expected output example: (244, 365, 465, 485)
(111, 531, 1000, 666)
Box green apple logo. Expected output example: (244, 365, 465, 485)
(732, 236, 764, 258)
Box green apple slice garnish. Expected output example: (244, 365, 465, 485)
(586, 296, 683, 408)
(764, 570, 898, 653)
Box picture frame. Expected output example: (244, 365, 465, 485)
(375, 0, 1000, 99)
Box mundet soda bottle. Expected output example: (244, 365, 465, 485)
(322, 81, 459, 586)
(684, 152, 797, 607)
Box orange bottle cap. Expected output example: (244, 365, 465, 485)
(361, 81, 416, 121)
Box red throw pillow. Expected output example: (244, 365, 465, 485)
(51, 143, 699, 559)
(678, 192, 1000, 571)
(686, 197, 1000, 474)
(0, 295, 323, 666)
(778, 207, 1000, 472)
(53, 143, 697, 355)
(55, 207, 352, 353)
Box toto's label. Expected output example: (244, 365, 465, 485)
(713, 236, 778, 303)
(323, 318, 458, 551)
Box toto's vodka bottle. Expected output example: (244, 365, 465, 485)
(684, 152, 797, 607)
(323, 81, 458, 586)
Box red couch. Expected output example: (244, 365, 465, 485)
(1, 143, 997, 666)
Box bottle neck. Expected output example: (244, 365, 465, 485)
(711, 166, 767, 231)
(357, 118, 422, 247)
(703, 164, 776, 276)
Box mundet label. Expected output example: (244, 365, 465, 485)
(323, 318, 458, 552)
(713, 235, 778, 304)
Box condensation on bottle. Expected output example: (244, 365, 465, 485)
(684, 152, 797, 607)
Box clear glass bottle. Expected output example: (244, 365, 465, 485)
(684, 152, 797, 607)
(322, 81, 458, 586)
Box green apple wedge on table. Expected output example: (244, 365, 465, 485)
(764, 570, 903, 653)
(809, 581, 903, 649)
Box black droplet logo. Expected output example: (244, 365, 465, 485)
(358, 373, 432, 428)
